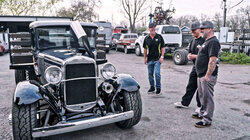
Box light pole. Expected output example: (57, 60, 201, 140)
(223, 0, 227, 27)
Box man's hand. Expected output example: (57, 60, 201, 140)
(187, 53, 197, 60)
(159, 57, 164, 64)
(205, 74, 210, 82)
(187, 53, 192, 60)
(144, 58, 147, 64)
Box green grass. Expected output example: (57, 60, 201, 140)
(220, 52, 250, 65)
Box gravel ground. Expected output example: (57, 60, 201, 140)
(0, 50, 250, 140)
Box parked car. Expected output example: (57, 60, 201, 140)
(0, 39, 7, 55)
(134, 32, 148, 56)
(94, 21, 113, 50)
(9, 21, 142, 139)
(111, 33, 121, 49)
(134, 25, 188, 65)
(116, 33, 138, 54)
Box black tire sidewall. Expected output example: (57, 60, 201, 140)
(116, 91, 142, 129)
(12, 102, 38, 140)
(173, 50, 188, 65)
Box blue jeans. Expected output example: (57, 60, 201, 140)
(147, 60, 161, 89)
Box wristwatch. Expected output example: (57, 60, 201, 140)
(160, 56, 164, 59)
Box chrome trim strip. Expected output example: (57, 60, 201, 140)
(32, 111, 134, 138)
(11, 63, 34, 66)
(62, 77, 101, 82)
(65, 101, 97, 113)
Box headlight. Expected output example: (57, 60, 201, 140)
(45, 66, 62, 84)
(101, 63, 116, 79)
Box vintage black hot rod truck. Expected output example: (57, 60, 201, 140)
(8, 21, 142, 139)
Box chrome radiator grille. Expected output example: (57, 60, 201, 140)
(65, 63, 96, 105)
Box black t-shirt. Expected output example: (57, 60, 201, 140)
(143, 34, 165, 62)
(195, 36, 221, 77)
(188, 37, 205, 64)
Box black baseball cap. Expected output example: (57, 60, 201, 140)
(200, 21, 214, 29)
(191, 22, 200, 30)
(148, 23, 156, 28)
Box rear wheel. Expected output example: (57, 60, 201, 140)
(12, 102, 38, 140)
(15, 69, 37, 84)
(15, 70, 26, 84)
(173, 50, 188, 65)
(115, 91, 142, 129)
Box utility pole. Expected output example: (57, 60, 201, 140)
(223, 0, 227, 27)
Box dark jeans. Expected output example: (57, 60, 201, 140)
(147, 60, 161, 89)
(181, 66, 201, 107)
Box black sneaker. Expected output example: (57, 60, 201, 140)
(147, 86, 155, 94)
(192, 113, 203, 119)
(194, 121, 211, 128)
(156, 88, 161, 95)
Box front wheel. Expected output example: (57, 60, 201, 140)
(12, 102, 38, 140)
(124, 46, 129, 54)
(135, 44, 142, 56)
(115, 91, 142, 129)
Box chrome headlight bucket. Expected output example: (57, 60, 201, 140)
(101, 63, 116, 79)
(44, 66, 62, 85)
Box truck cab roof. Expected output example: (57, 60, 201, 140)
(29, 21, 98, 28)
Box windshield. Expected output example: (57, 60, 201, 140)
(36, 26, 78, 49)
(82, 27, 97, 48)
(36, 26, 96, 50)
(162, 26, 180, 34)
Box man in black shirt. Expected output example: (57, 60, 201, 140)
(143, 23, 165, 95)
(193, 21, 221, 128)
(174, 22, 205, 110)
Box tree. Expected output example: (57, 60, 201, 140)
(119, 0, 148, 32)
(212, 13, 223, 31)
(0, 0, 60, 16)
(171, 15, 198, 28)
(57, 0, 99, 22)
(227, 15, 240, 31)
(237, 6, 250, 28)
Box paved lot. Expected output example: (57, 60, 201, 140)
(0, 50, 250, 140)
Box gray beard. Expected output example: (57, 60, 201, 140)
(203, 32, 208, 39)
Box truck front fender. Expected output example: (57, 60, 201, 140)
(116, 74, 140, 92)
(14, 81, 42, 105)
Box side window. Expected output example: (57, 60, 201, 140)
(155, 27, 160, 33)
(162, 26, 180, 34)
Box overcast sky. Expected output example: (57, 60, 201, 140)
(94, 0, 249, 25)
(61, 0, 249, 26)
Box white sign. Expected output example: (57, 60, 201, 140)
(70, 21, 86, 39)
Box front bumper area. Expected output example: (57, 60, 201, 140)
(32, 111, 134, 138)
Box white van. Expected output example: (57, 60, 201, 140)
(155, 25, 182, 48)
